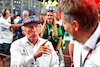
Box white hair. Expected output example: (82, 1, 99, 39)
(21, 26, 26, 35)
(22, 10, 29, 15)
(21, 26, 25, 30)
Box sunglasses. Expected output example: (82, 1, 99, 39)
(47, 15, 53, 16)
(47, 9, 53, 12)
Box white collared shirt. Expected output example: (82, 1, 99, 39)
(14, 16, 21, 24)
(10, 36, 59, 67)
(56, 20, 64, 26)
(73, 23, 100, 67)
(0, 16, 13, 44)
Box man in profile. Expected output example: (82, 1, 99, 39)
(58, 0, 100, 67)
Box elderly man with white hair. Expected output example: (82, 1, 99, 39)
(14, 10, 29, 40)
(10, 16, 59, 67)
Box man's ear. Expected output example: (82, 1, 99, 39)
(73, 20, 80, 31)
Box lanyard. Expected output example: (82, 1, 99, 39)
(47, 24, 51, 35)
(47, 24, 51, 40)
(81, 49, 92, 67)
(81, 35, 100, 67)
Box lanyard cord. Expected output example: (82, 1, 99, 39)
(47, 24, 50, 35)
(81, 49, 92, 67)
(47, 24, 51, 40)
(81, 35, 100, 67)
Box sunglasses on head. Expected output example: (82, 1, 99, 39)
(47, 9, 53, 12)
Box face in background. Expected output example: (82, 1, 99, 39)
(46, 12, 54, 24)
(5, 9, 10, 19)
(23, 12, 29, 19)
(24, 23, 40, 42)
(40, 15, 45, 23)
(55, 12, 61, 22)
(55, 13, 59, 21)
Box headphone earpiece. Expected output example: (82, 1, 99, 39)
(2, 9, 6, 17)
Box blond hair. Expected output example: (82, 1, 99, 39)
(40, 20, 58, 40)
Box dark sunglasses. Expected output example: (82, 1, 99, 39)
(47, 9, 53, 12)
(47, 15, 53, 16)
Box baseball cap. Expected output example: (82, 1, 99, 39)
(22, 16, 42, 26)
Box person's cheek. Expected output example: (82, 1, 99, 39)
(58, 13, 61, 19)
(64, 25, 67, 31)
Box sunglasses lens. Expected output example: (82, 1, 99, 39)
(47, 15, 53, 16)
(47, 10, 53, 12)
(51, 10, 53, 12)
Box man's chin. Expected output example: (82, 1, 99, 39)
(32, 37, 38, 40)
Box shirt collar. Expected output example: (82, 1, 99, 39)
(84, 23, 100, 49)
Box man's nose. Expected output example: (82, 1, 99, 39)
(31, 26, 37, 31)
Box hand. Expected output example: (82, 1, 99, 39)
(55, 49, 59, 54)
(70, 63, 74, 67)
(33, 40, 52, 60)
(11, 27, 17, 31)
(55, 50, 58, 54)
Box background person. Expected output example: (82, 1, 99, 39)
(0, 9, 22, 67)
(14, 14, 21, 24)
(13, 10, 29, 41)
(40, 10, 63, 53)
(40, 10, 64, 67)
(68, 39, 74, 67)
(54, 11, 65, 67)
(40, 13, 46, 25)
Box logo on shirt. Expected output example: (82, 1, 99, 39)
(90, 62, 99, 67)
(21, 49, 26, 55)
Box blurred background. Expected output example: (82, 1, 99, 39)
(0, 0, 62, 17)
